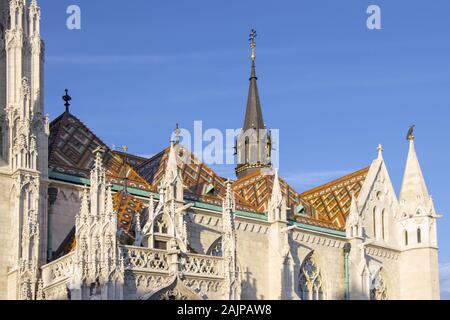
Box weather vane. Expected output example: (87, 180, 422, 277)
(62, 89, 72, 113)
(249, 29, 257, 61)
(407, 124, 416, 141)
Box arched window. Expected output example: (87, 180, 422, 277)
(417, 228, 422, 244)
(298, 254, 325, 300)
(381, 209, 385, 240)
(154, 214, 169, 234)
(373, 207, 377, 239)
(404, 230, 408, 246)
(207, 237, 222, 257)
(370, 271, 388, 300)
(244, 137, 250, 163)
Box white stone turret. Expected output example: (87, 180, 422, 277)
(266, 169, 292, 299)
(156, 139, 190, 252)
(398, 137, 438, 248)
(0, 0, 48, 300)
(72, 147, 123, 300)
(396, 134, 440, 300)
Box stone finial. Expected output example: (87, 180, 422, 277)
(93, 146, 105, 170)
(377, 144, 384, 159)
(270, 169, 283, 208)
(165, 141, 178, 184)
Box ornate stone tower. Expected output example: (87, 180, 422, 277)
(0, 0, 48, 300)
(397, 128, 440, 299)
(235, 30, 272, 178)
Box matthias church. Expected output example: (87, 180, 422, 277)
(0, 1, 440, 300)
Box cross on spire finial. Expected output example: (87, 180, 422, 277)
(173, 123, 181, 144)
(62, 89, 72, 113)
(249, 29, 257, 62)
(377, 144, 384, 159)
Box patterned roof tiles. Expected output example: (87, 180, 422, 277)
(49, 111, 370, 232)
(299, 167, 369, 229)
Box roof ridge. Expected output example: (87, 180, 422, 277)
(300, 167, 370, 197)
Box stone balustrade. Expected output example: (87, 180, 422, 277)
(180, 253, 224, 279)
(121, 246, 170, 273)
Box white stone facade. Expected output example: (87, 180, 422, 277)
(0, 1, 441, 300)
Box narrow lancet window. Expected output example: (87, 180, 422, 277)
(373, 207, 377, 239)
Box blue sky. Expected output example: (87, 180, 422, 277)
(39, 0, 450, 298)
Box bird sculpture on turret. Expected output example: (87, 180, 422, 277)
(407, 124, 416, 141)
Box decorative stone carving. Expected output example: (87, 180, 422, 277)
(298, 253, 325, 300)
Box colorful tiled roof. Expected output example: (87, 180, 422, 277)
(299, 167, 370, 229)
(114, 191, 145, 234)
(49, 111, 370, 239)
(136, 145, 258, 212)
(232, 170, 339, 229)
(49, 111, 151, 190)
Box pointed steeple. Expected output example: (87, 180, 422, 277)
(162, 136, 184, 202)
(400, 137, 430, 203)
(235, 30, 272, 178)
(346, 192, 362, 238)
(270, 169, 283, 208)
(164, 141, 179, 185)
(268, 169, 286, 222)
(243, 29, 265, 132)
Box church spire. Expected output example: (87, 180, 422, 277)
(400, 128, 430, 203)
(243, 29, 265, 132)
(235, 30, 272, 178)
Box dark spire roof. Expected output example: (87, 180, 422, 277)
(243, 60, 265, 131)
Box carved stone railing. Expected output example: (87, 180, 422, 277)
(181, 253, 223, 279)
(121, 246, 170, 273)
(41, 251, 76, 289)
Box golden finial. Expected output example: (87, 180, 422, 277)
(121, 145, 128, 153)
(249, 29, 257, 62)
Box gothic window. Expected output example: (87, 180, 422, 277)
(244, 137, 249, 163)
(370, 271, 388, 300)
(372, 207, 377, 239)
(207, 237, 222, 257)
(154, 214, 169, 234)
(417, 228, 422, 244)
(298, 254, 325, 300)
(404, 230, 409, 246)
(381, 209, 385, 240)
